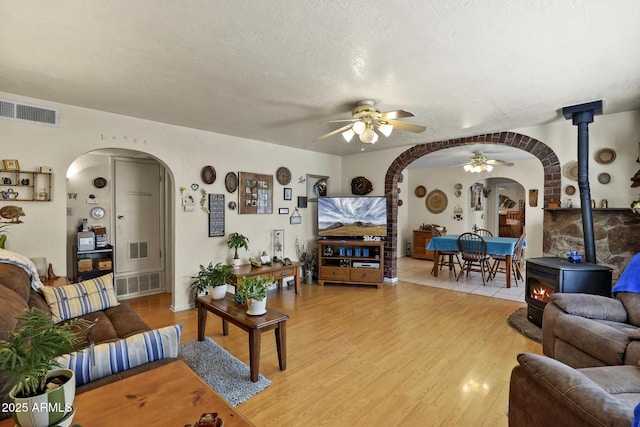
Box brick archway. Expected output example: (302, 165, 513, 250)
(383, 132, 560, 279)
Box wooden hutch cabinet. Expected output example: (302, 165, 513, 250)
(412, 229, 439, 260)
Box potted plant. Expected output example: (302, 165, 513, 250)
(298, 248, 318, 285)
(239, 276, 271, 315)
(0, 223, 12, 249)
(227, 232, 249, 268)
(0, 308, 88, 427)
(190, 262, 233, 300)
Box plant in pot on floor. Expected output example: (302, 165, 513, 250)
(227, 232, 249, 269)
(0, 307, 89, 427)
(298, 248, 318, 285)
(238, 276, 271, 315)
(190, 262, 233, 300)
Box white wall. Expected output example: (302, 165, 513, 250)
(0, 91, 341, 311)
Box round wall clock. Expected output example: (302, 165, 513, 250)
(93, 177, 107, 188)
(225, 172, 238, 193)
(276, 167, 292, 185)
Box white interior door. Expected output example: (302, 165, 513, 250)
(114, 158, 164, 296)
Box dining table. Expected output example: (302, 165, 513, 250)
(427, 234, 521, 288)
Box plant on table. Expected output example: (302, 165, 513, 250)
(190, 262, 233, 299)
(0, 307, 89, 427)
(227, 232, 249, 268)
(238, 276, 271, 315)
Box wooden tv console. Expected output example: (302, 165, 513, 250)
(317, 239, 384, 288)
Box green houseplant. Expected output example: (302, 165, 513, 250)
(0, 308, 88, 427)
(227, 232, 249, 268)
(190, 262, 233, 300)
(238, 276, 271, 315)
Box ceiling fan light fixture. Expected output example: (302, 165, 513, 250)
(464, 162, 493, 173)
(342, 128, 355, 142)
(360, 126, 378, 144)
(352, 120, 366, 135)
(378, 123, 393, 137)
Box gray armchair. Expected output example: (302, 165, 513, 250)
(542, 292, 640, 368)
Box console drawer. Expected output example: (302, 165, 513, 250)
(350, 268, 382, 283)
(320, 267, 350, 281)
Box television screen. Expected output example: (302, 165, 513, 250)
(317, 196, 387, 238)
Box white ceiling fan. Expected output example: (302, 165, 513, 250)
(316, 100, 426, 145)
(458, 151, 514, 173)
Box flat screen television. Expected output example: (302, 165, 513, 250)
(317, 196, 387, 238)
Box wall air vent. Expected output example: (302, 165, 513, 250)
(0, 99, 59, 127)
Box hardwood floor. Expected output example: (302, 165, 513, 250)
(126, 264, 541, 426)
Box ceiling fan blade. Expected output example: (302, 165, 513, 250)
(386, 119, 426, 133)
(329, 119, 357, 123)
(487, 159, 514, 166)
(315, 124, 353, 141)
(380, 110, 414, 120)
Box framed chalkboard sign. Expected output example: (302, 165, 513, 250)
(208, 194, 225, 237)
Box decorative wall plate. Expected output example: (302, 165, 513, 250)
(425, 189, 448, 214)
(454, 183, 463, 190)
(414, 185, 426, 198)
(595, 148, 616, 164)
(201, 165, 216, 184)
(565, 185, 576, 195)
(597, 172, 611, 184)
(564, 161, 578, 181)
(224, 172, 238, 193)
(93, 177, 107, 188)
(90, 206, 105, 219)
(276, 167, 292, 185)
(455, 190, 462, 198)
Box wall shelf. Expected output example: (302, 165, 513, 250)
(0, 169, 52, 201)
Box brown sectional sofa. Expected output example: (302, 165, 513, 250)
(0, 261, 178, 420)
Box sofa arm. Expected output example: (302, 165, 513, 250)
(551, 293, 627, 323)
(509, 353, 633, 427)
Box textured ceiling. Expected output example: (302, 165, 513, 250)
(2, 1, 640, 157)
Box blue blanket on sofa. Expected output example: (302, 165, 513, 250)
(612, 253, 640, 295)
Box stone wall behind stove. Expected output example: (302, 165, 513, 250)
(543, 209, 640, 282)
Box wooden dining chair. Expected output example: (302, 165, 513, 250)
(491, 233, 526, 286)
(456, 232, 493, 285)
(474, 228, 493, 237)
(430, 229, 461, 275)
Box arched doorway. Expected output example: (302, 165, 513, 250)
(66, 148, 174, 298)
(383, 132, 560, 279)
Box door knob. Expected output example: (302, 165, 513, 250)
(117, 215, 124, 220)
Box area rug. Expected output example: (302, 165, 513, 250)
(181, 337, 271, 407)
(508, 307, 542, 343)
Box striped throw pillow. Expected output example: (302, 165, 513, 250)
(56, 324, 182, 386)
(41, 273, 119, 323)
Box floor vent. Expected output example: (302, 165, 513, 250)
(0, 99, 59, 127)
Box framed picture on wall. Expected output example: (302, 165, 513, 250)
(2, 159, 19, 170)
(297, 196, 307, 208)
(238, 172, 273, 214)
(284, 188, 292, 200)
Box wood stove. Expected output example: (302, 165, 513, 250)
(525, 257, 612, 326)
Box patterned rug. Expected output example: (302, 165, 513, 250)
(507, 307, 542, 343)
(181, 337, 271, 406)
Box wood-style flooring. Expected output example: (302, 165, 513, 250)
(126, 258, 541, 426)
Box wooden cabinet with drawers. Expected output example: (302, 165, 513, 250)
(317, 239, 384, 288)
(412, 230, 439, 260)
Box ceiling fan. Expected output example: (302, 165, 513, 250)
(459, 151, 514, 173)
(316, 100, 426, 145)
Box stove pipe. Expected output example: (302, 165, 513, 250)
(562, 100, 603, 264)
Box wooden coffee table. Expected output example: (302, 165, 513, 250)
(197, 294, 289, 382)
(0, 360, 254, 427)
